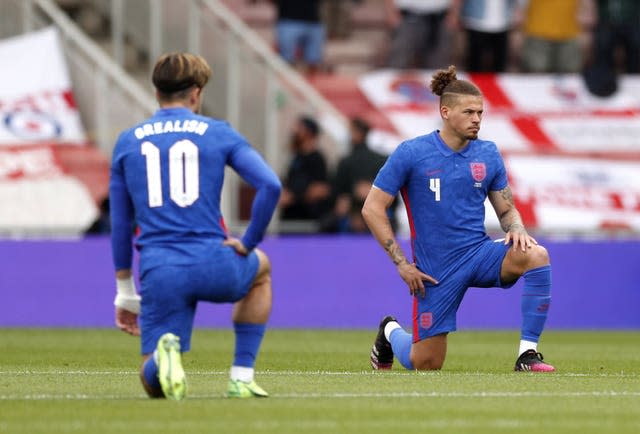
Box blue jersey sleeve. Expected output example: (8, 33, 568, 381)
(109, 138, 135, 271)
(228, 141, 282, 251)
(489, 148, 509, 192)
(373, 141, 412, 196)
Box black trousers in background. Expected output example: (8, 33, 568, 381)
(465, 29, 509, 73)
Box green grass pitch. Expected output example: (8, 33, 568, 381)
(1, 328, 639, 433)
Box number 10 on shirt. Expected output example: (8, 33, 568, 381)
(141, 139, 200, 208)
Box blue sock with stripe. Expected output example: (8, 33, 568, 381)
(142, 356, 161, 390)
(521, 265, 552, 343)
(389, 328, 414, 370)
(233, 322, 266, 368)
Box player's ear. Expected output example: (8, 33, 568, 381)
(440, 105, 449, 120)
(189, 86, 201, 104)
(192, 87, 204, 113)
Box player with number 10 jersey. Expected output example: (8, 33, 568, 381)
(111, 107, 276, 278)
(110, 52, 281, 399)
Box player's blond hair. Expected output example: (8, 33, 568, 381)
(429, 65, 481, 107)
(152, 52, 211, 101)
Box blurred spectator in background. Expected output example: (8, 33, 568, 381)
(321, 0, 361, 40)
(591, 0, 640, 73)
(321, 117, 392, 233)
(271, 0, 326, 73)
(384, 0, 453, 69)
(448, 0, 520, 72)
(519, 0, 594, 73)
(85, 197, 111, 234)
(279, 116, 331, 221)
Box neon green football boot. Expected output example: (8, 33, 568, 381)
(226, 379, 269, 398)
(156, 333, 187, 400)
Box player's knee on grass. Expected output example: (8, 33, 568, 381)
(411, 354, 445, 371)
(139, 361, 164, 398)
(410, 334, 447, 370)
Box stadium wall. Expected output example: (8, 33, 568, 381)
(1, 236, 638, 329)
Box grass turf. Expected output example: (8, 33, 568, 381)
(1, 328, 639, 433)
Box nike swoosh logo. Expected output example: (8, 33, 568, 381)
(426, 169, 442, 176)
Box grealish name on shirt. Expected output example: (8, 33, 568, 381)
(134, 119, 209, 139)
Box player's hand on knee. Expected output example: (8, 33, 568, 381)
(115, 307, 140, 336)
(505, 225, 537, 252)
(397, 262, 437, 298)
(223, 237, 249, 256)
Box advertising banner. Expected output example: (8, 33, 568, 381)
(0, 145, 98, 235)
(0, 27, 86, 145)
(359, 70, 640, 155)
(359, 70, 640, 234)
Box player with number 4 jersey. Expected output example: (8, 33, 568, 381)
(110, 52, 281, 399)
(363, 65, 555, 373)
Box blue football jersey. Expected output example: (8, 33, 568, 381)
(373, 130, 508, 277)
(110, 107, 280, 274)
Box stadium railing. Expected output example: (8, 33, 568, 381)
(82, 0, 349, 234)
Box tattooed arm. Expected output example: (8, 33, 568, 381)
(488, 186, 538, 251)
(362, 186, 437, 297)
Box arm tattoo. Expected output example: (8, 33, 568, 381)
(384, 239, 408, 266)
(497, 187, 525, 233)
(500, 186, 514, 205)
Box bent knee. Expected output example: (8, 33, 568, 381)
(528, 244, 550, 268)
(255, 249, 272, 276)
(508, 244, 550, 271)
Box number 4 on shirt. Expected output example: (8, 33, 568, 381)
(430, 178, 441, 201)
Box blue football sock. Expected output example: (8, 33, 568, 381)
(521, 265, 552, 343)
(233, 322, 266, 368)
(389, 328, 414, 370)
(142, 356, 161, 391)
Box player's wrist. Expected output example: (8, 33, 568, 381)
(394, 258, 410, 267)
(507, 223, 525, 232)
(240, 236, 255, 253)
(114, 276, 141, 314)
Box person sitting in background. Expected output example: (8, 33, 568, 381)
(448, 0, 520, 72)
(85, 197, 111, 235)
(322, 117, 391, 233)
(321, 0, 361, 40)
(271, 0, 326, 73)
(384, 0, 453, 70)
(518, 0, 594, 73)
(279, 116, 331, 222)
(591, 0, 640, 73)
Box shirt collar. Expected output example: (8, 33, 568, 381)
(155, 107, 194, 116)
(434, 130, 473, 158)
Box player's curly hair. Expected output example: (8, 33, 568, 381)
(430, 65, 481, 106)
(152, 52, 212, 100)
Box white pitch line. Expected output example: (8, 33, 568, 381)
(0, 370, 637, 378)
(1, 391, 639, 401)
(274, 391, 640, 398)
